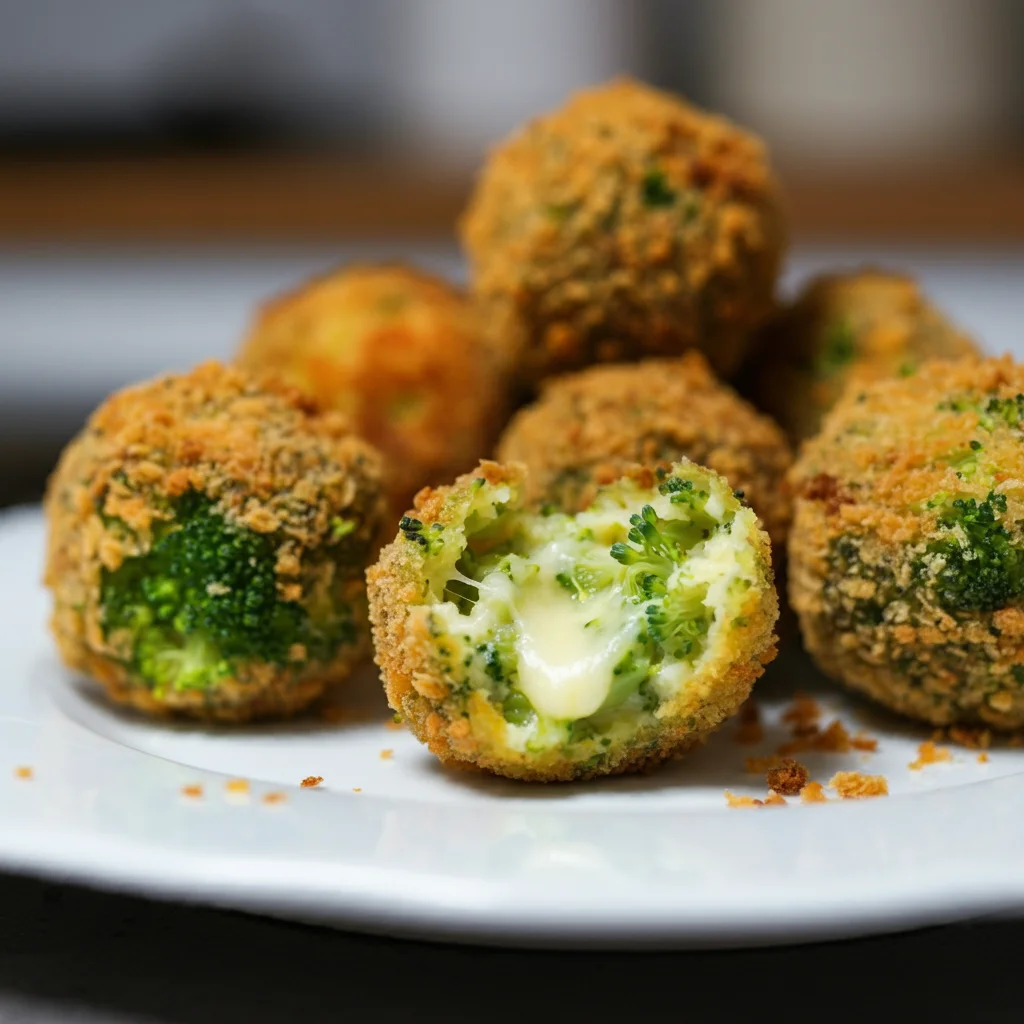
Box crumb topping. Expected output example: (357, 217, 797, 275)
(829, 771, 888, 799)
(300, 775, 324, 788)
(909, 741, 952, 771)
(799, 781, 828, 803)
(765, 758, 809, 796)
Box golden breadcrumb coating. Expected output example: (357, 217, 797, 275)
(746, 268, 978, 442)
(496, 353, 792, 544)
(789, 356, 1024, 729)
(44, 360, 385, 721)
(460, 76, 786, 387)
(829, 771, 888, 799)
(367, 460, 778, 782)
(237, 262, 506, 517)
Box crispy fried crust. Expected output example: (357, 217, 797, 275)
(237, 262, 507, 518)
(44, 360, 385, 721)
(788, 356, 1024, 729)
(459, 77, 786, 386)
(367, 461, 779, 781)
(746, 268, 978, 442)
(496, 353, 792, 544)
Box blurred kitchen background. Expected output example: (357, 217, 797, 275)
(2, 0, 1024, 508)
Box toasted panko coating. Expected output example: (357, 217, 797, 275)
(789, 356, 1024, 729)
(496, 353, 793, 544)
(459, 77, 786, 388)
(44, 361, 385, 721)
(368, 460, 778, 782)
(237, 262, 506, 517)
(747, 269, 978, 443)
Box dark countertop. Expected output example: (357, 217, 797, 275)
(0, 870, 1019, 1023)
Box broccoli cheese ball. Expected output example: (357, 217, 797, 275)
(237, 263, 505, 516)
(496, 353, 793, 545)
(45, 361, 385, 722)
(459, 77, 786, 387)
(748, 269, 978, 443)
(789, 356, 1024, 730)
(368, 459, 778, 781)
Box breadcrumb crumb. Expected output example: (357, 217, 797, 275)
(778, 719, 852, 755)
(13, 766, 33, 781)
(829, 771, 888, 799)
(352, 787, 362, 792)
(734, 700, 763, 745)
(225, 778, 249, 794)
(909, 741, 952, 771)
(379, 748, 394, 760)
(300, 775, 324, 788)
(946, 726, 993, 750)
(725, 789, 787, 808)
(181, 784, 203, 799)
(978, 752, 990, 764)
(724, 791, 762, 809)
(799, 781, 828, 803)
(782, 694, 821, 735)
(765, 758, 809, 796)
(262, 791, 287, 805)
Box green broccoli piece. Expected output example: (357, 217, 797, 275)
(925, 491, 1024, 611)
(610, 500, 713, 662)
(101, 491, 355, 693)
(982, 394, 1024, 430)
(400, 516, 446, 556)
(641, 169, 676, 208)
(815, 319, 857, 377)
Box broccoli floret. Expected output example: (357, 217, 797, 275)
(400, 516, 446, 556)
(641, 168, 676, 208)
(101, 491, 355, 692)
(925, 491, 1024, 612)
(611, 503, 707, 595)
(983, 394, 1024, 430)
(610, 501, 713, 662)
(815, 319, 857, 377)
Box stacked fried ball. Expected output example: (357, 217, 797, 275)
(44, 74, 1012, 779)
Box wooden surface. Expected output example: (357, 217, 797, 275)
(1, 154, 1023, 243)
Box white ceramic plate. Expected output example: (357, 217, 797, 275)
(4, 506, 1024, 949)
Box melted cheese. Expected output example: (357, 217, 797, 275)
(514, 586, 635, 720)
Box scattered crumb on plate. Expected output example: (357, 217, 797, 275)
(945, 726, 992, 750)
(978, 752, 990, 764)
(13, 766, 33, 781)
(225, 778, 250, 794)
(851, 733, 878, 752)
(800, 781, 828, 803)
(380, 749, 394, 760)
(829, 771, 888, 799)
(300, 775, 324, 788)
(778, 718, 852, 756)
(724, 791, 762, 809)
(352, 787, 362, 793)
(734, 699, 763, 745)
(908, 741, 952, 771)
(263, 791, 287, 805)
(766, 758, 809, 796)
(180, 784, 203, 799)
(724, 789, 786, 809)
(782, 694, 821, 735)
